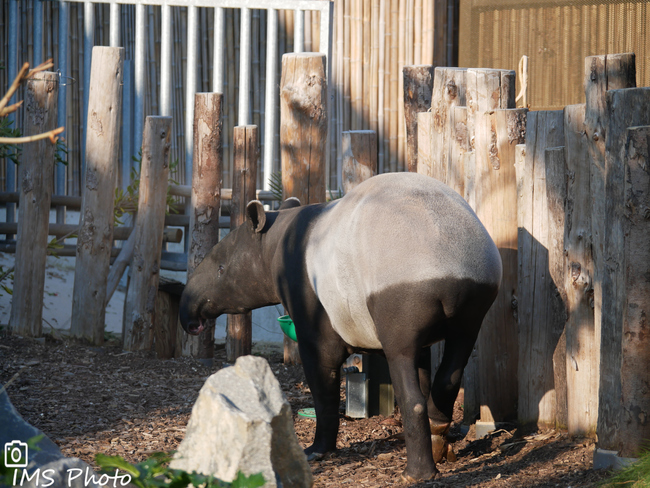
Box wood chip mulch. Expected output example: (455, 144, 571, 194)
(0, 334, 611, 487)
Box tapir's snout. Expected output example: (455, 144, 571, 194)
(179, 283, 206, 336)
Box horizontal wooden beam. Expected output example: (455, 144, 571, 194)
(0, 223, 182, 242)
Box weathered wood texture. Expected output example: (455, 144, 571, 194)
(9, 71, 59, 338)
(598, 88, 650, 456)
(563, 103, 598, 437)
(473, 108, 525, 423)
(583, 54, 636, 423)
(182, 93, 223, 358)
(463, 69, 517, 424)
(280, 53, 328, 365)
(342, 130, 378, 194)
(516, 110, 566, 428)
(226, 125, 258, 363)
(449, 105, 471, 199)
(403, 65, 434, 172)
(123, 116, 173, 351)
(427, 68, 467, 184)
(70, 47, 124, 345)
(155, 281, 181, 360)
(280, 53, 328, 205)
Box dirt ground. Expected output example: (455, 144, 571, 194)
(0, 333, 611, 487)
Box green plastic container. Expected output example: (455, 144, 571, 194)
(277, 315, 297, 342)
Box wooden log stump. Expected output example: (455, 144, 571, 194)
(515, 110, 566, 428)
(183, 92, 223, 358)
(71, 47, 124, 345)
(582, 54, 635, 430)
(599, 87, 650, 457)
(280, 53, 328, 365)
(123, 116, 172, 351)
(403, 65, 434, 172)
(563, 103, 598, 437)
(342, 130, 377, 194)
(9, 71, 59, 338)
(226, 125, 258, 363)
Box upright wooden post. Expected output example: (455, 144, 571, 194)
(463, 68, 517, 427)
(473, 108, 525, 427)
(427, 67, 467, 184)
(71, 47, 124, 345)
(515, 110, 566, 428)
(598, 87, 650, 458)
(183, 93, 223, 358)
(123, 116, 172, 351)
(9, 71, 59, 338)
(281, 52, 327, 364)
(583, 53, 635, 426)
(342, 130, 377, 194)
(226, 125, 258, 362)
(563, 103, 598, 437)
(403, 65, 434, 172)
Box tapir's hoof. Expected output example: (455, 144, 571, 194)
(306, 451, 326, 461)
(429, 420, 451, 436)
(431, 434, 447, 463)
(399, 469, 441, 484)
(446, 443, 457, 463)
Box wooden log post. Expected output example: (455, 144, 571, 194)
(582, 54, 635, 440)
(226, 125, 258, 362)
(463, 68, 517, 427)
(515, 110, 566, 429)
(428, 67, 467, 184)
(473, 108, 525, 428)
(280, 52, 327, 364)
(563, 103, 598, 437)
(598, 87, 650, 458)
(342, 130, 377, 194)
(9, 71, 59, 338)
(182, 93, 223, 358)
(70, 47, 124, 345)
(449, 105, 471, 199)
(403, 65, 434, 172)
(123, 116, 172, 351)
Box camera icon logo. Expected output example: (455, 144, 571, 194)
(4, 440, 28, 468)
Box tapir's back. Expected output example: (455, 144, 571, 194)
(305, 172, 501, 349)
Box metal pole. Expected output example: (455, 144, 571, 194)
(160, 3, 171, 116)
(185, 5, 198, 187)
(238, 7, 252, 125)
(33, 0, 43, 66)
(294, 9, 304, 53)
(213, 7, 225, 94)
(320, 3, 334, 189)
(263, 8, 278, 191)
(134, 3, 145, 154)
(122, 60, 134, 191)
(56, 1, 70, 224)
(110, 1, 120, 47)
(6, 0, 18, 231)
(82, 2, 95, 179)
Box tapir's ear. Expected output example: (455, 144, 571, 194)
(246, 200, 266, 233)
(279, 197, 301, 210)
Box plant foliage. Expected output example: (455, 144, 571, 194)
(95, 453, 265, 488)
(601, 447, 650, 488)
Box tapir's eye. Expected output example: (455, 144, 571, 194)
(218, 265, 225, 276)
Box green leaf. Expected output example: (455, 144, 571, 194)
(95, 453, 141, 478)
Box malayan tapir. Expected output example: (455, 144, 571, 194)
(179, 172, 501, 481)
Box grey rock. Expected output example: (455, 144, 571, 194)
(171, 356, 313, 488)
(1, 390, 101, 488)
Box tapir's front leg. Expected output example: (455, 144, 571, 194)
(294, 313, 348, 459)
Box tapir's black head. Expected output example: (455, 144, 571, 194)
(179, 198, 298, 335)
